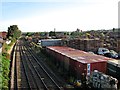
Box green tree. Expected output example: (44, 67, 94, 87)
(49, 31, 56, 36)
(26, 32, 33, 36)
(85, 33, 91, 38)
(7, 25, 21, 40)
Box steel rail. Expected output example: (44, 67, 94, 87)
(28, 45, 64, 86)
(19, 45, 32, 89)
(24, 44, 62, 90)
(22, 46, 49, 90)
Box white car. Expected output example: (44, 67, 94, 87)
(109, 50, 118, 58)
(97, 48, 110, 55)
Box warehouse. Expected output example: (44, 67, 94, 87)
(46, 46, 112, 79)
(40, 39, 62, 47)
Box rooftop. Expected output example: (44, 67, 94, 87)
(47, 46, 112, 64)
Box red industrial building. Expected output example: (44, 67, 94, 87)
(46, 46, 112, 79)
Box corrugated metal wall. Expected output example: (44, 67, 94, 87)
(46, 46, 110, 80)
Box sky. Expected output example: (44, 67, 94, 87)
(0, 0, 120, 32)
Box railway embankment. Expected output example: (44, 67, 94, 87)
(1, 41, 16, 89)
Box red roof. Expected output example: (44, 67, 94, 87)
(47, 46, 112, 64)
(0, 32, 7, 38)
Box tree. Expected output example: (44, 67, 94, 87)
(7, 25, 21, 40)
(85, 33, 91, 39)
(26, 32, 33, 36)
(49, 31, 56, 36)
(70, 31, 83, 38)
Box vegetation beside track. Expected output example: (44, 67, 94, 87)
(0, 40, 15, 89)
(0, 25, 21, 89)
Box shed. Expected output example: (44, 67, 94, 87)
(46, 46, 112, 78)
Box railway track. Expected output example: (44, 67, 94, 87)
(12, 39, 65, 90)
(24, 44, 64, 89)
(26, 42, 66, 87)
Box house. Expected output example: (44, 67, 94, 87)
(55, 32, 67, 39)
(0, 31, 7, 40)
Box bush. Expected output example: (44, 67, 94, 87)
(0, 55, 10, 89)
(2, 53, 10, 59)
(1, 35, 16, 89)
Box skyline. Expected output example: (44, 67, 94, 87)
(1, 0, 119, 32)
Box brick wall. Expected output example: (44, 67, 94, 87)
(66, 39, 104, 53)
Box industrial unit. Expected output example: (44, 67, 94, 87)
(46, 46, 113, 79)
(40, 39, 62, 47)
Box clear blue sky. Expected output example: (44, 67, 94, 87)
(2, 2, 70, 20)
(1, 0, 119, 32)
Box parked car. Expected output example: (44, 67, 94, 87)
(97, 48, 110, 55)
(104, 50, 118, 59)
(109, 50, 118, 58)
